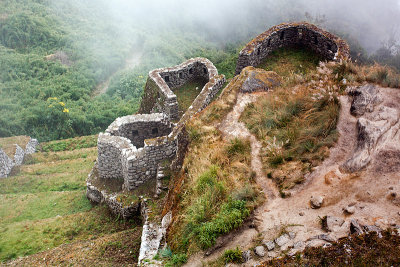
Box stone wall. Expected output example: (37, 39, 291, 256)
(105, 113, 172, 148)
(93, 58, 225, 193)
(25, 138, 39, 154)
(97, 134, 133, 179)
(139, 57, 221, 120)
(0, 137, 39, 178)
(235, 22, 350, 75)
(13, 145, 25, 166)
(0, 149, 14, 178)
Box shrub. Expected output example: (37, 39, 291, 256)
(223, 247, 243, 264)
(164, 253, 187, 267)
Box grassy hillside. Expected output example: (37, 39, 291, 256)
(0, 136, 140, 262)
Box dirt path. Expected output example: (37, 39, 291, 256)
(218, 92, 279, 200)
(186, 89, 400, 266)
(92, 49, 143, 97)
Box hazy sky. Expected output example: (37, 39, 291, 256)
(56, 0, 400, 54)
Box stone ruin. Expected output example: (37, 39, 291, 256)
(86, 57, 225, 218)
(235, 22, 350, 75)
(139, 57, 219, 120)
(85, 22, 351, 266)
(0, 137, 39, 178)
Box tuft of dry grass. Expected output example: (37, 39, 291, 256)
(333, 60, 400, 89)
(240, 84, 339, 191)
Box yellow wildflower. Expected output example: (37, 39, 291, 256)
(63, 108, 69, 113)
(59, 102, 65, 106)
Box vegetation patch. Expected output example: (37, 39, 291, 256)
(40, 135, 98, 152)
(257, 46, 323, 78)
(0, 142, 139, 262)
(262, 230, 400, 266)
(223, 247, 244, 264)
(166, 85, 260, 258)
(173, 78, 207, 118)
(240, 49, 341, 192)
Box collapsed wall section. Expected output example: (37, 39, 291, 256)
(235, 22, 350, 75)
(0, 137, 39, 178)
(139, 58, 220, 120)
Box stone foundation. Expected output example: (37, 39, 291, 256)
(235, 22, 350, 75)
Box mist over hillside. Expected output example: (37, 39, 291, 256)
(66, 0, 400, 52)
(0, 0, 399, 141)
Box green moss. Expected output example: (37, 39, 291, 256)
(116, 193, 139, 208)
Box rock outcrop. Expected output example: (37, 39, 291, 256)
(240, 67, 281, 93)
(341, 85, 400, 172)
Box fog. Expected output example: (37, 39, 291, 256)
(93, 0, 400, 53)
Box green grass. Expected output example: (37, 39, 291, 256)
(257, 46, 323, 77)
(40, 135, 98, 152)
(0, 139, 137, 262)
(173, 79, 207, 118)
(0, 148, 96, 194)
(223, 247, 243, 264)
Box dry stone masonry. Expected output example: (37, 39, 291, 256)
(87, 57, 225, 218)
(0, 137, 39, 178)
(235, 22, 350, 75)
(139, 57, 223, 120)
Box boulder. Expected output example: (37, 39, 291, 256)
(341, 106, 399, 172)
(240, 66, 281, 93)
(254, 246, 265, 257)
(275, 234, 290, 247)
(310, 195, 324, 209)
(343, 205, 356, 214)
(264, 241, 275, 251)
(350, 219, 364, 235)
(324, 216, 345, 232)
(347, 84, 381, 116)
(242, 250, 252, 262)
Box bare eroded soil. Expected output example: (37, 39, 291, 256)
(185, 87, 400, 266)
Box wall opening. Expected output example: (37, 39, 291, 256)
(267, 39, 271, 47)
(280, 31, 285, 40)
(165, 75, 170, 82)
(179, 72, 183, 79)
(152, 128, 159, 135)
(132, 130, 139, 136)
(298, 28, 303, 38)
(203, 68, 207, 75)
(257, 47, 261, 55)
(314, 36, 318, 45)
(327, 43, 332, 52)
(189, 68, 193, 74)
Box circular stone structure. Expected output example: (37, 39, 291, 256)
(235, 22, 350, 75)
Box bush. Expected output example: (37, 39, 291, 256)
(164, 253, 187, 267)
(223, 247, 243, 264)
(195, 199, 250, 249)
